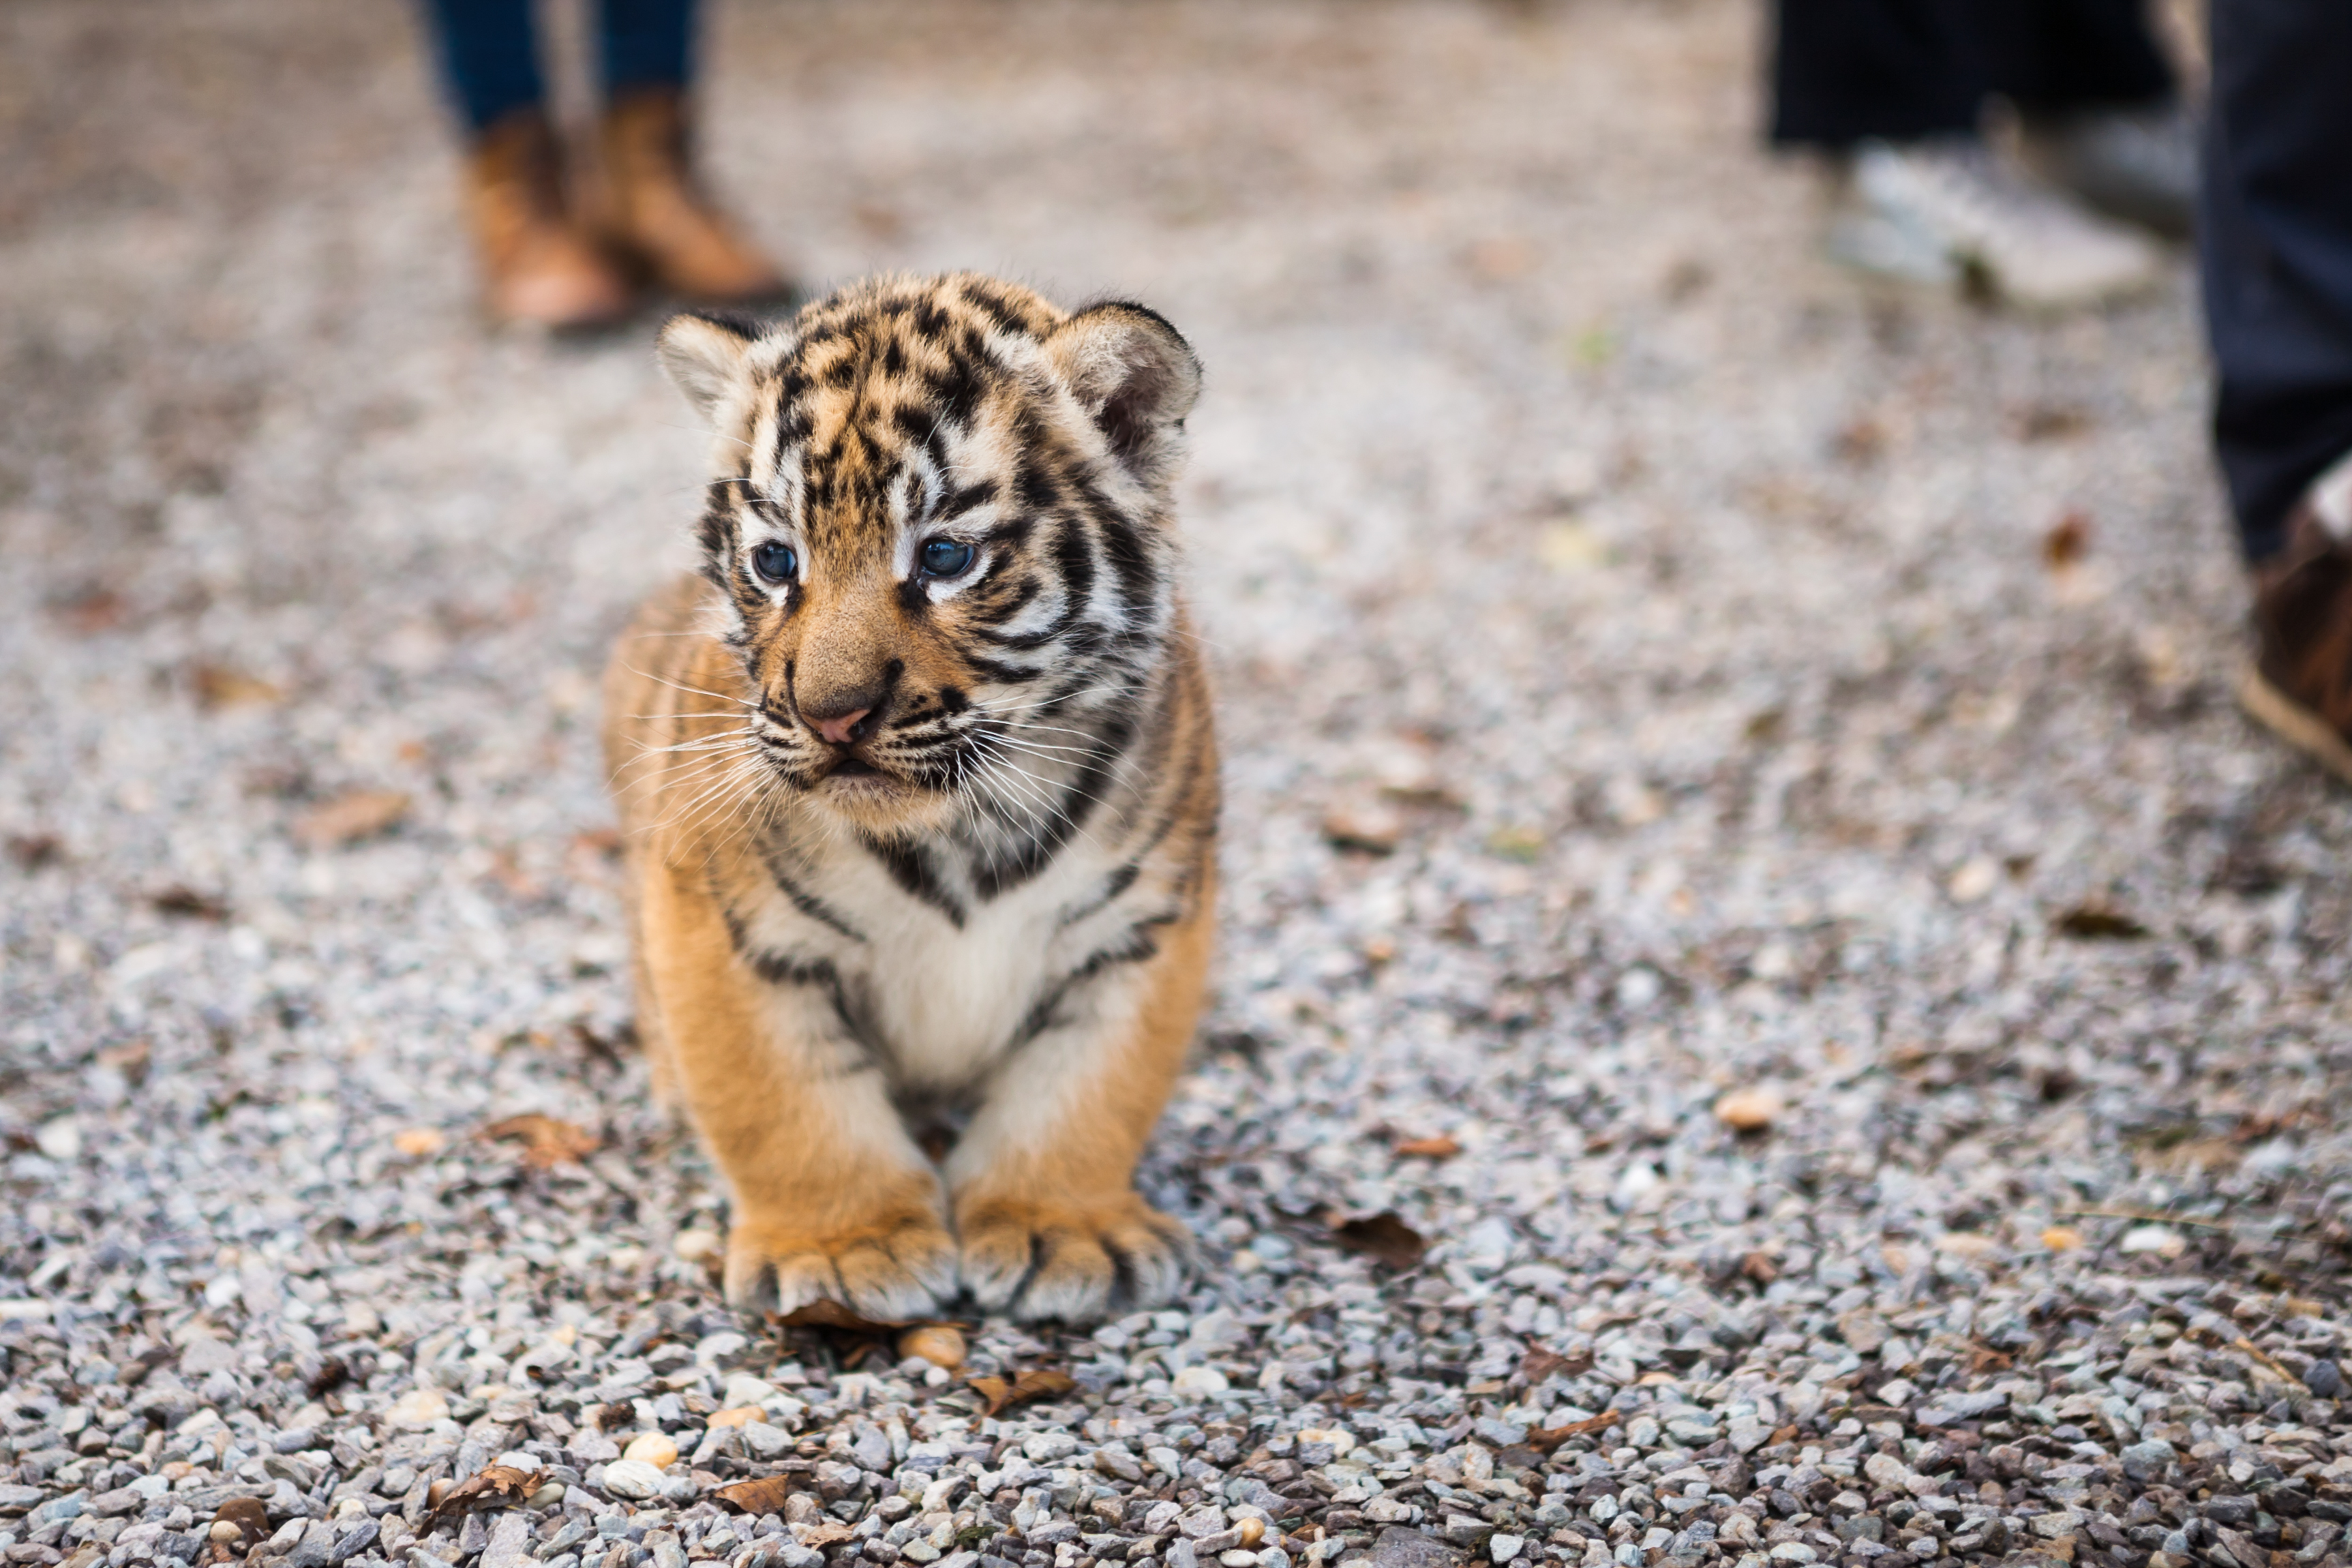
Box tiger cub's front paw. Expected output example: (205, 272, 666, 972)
(956, 1192, 1193, 1324)
(724, 1205, 958, 1323)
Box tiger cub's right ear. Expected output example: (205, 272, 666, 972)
(657, 312, 760, 422)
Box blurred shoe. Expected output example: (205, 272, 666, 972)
(599, 88, 788, 306)
(1826, 138, 2167, 310)
(2019, 102, 2198, 239)
(464, 110, 634, 331)
(2242, 450, 2352, 785)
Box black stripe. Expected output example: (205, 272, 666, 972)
(1008, 918, 1169, 1049)
(760, 850, 868, 942)
(863, 834, 966, 927)
(719, 908, 875, 1057)
(971, 709, 1136, 901)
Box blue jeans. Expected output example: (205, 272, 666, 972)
(422, 0, 696, 132)
(2201, 0, 2352, 561)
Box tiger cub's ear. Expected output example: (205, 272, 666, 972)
(1044, 302, 1203, 490)
(657, 312, 761, 422)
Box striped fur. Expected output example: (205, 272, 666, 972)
(602, 274, 1218, 1323)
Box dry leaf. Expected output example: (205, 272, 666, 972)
(1392, 1134, 1461, 1160)
(152, 885, 232, 921)
(2053, 903, 2150, 940)
(796, 1524, 855, 1550)
(777, 1299, 911, 1333)
(393, 1128, 447, 1158)
(294, 789, 410, 849)
(965, 1368, 1076, 1417)
(2042, 511, 2092, 570)
(426, 1465, 544, 1530)
(481, 1114, 598, 1169)
(1519, 1346, 1592, 1383)
(1325, 1210, 1428, 1269)
(55, 588, 126, 635)
(2015, 404, 2092, 443)
(1523, 1412, 1622, 1451)
(192, 663, 284, 710)
(6, 834, 61, 871)
(713, 1475, 805, 1515)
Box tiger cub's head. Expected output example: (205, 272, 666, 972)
(657, 273, 1203, 836)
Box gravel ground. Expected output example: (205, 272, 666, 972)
(4, 6, 2351, 1568)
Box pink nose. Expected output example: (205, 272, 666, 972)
(811, 708, 870, 747)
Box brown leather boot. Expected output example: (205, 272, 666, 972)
(2242, 451, 2352, 784)
(464, 110, 633, 330)
(598, 88, 787, 305)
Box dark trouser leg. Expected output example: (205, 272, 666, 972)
(419, 0, 545, 133)
(1974, 0, 2175, 115)
(2201, 0, 2352, 562)
(1768, 0, 1985, 149)
(599, 0, 697, 99)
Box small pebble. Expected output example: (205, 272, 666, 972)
(1713, 1087, 1781, 1132)
(897, 1325, 966, 1370)
(622, 1433, 678, 1469)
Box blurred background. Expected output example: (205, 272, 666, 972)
(1, 3, 2349, 1559)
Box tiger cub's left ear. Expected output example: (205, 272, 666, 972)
(657, 311, 761, 423)
(1044, 303, 1203, 489)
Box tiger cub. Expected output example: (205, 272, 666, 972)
(602, 273, 1218, 1324)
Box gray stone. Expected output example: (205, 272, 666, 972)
(1372, 1529, 1464, 1568)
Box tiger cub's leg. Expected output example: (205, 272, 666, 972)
(946, 883, 1213, 1321)
(635, 858, 956, 1319)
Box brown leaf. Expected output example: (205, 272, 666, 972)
(796, 1524, 855, 1550)
(965, 1368, 1076, 1417)
(294, 789, 411, 849)
(53, 587, 126, 635)
(777, 1299, 912, 1333)
(2042, 511, 2092, 570)
(1392, 1134, 1461, 1160)
(191, 663, 284, 710)
(1740, 1250, 1780, 1285)
(2015, 404, 2092, 443)
(713, 1475, 806, 1514)
(1519, 1346, 1592, 1383)
(2052, 903, 2150, 940)
(1523, 1412, 1621, 1451)
(1326, 1209, 1427, 1269)
(481, 1114, 599, 1169)
(6, 834, 62, 871)
(152, 885, 232, 921)
(427, 1465, 545, 1530)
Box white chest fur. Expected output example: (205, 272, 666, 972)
(729, 821, 1147, 1097)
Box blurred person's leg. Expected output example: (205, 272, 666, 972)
(593, 0, 787, 306)
(421, 0, 632, 329)
(1768, 0, 2162, 310)
(2203, 0, 2352, 779)
(1769, 0, 1984, 149)
(1980, 0, 2195, 237)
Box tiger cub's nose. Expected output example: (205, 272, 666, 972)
(806, 706, 873, 747)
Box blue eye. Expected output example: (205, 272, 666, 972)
(920, 539, 976, 579)
(752, 541, 796, 584)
